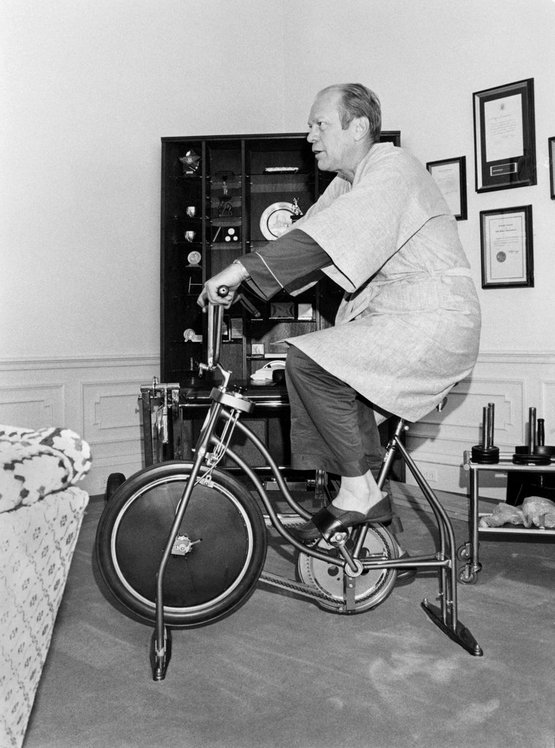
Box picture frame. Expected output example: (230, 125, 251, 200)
(269, 301, 295, 320)
(380, 130, 401, 146)
(480, 205, 533, 289)
(549, 137, 555, 200)
(473, 78, 536, 192)
(426, 156, 467, 220)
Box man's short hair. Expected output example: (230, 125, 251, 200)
(321, 83, 382, 142)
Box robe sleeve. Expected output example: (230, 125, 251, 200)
(294, 146, 451, 293)
(239, 229, 332, 300)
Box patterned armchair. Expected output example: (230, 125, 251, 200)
(0, 426, 92, 748)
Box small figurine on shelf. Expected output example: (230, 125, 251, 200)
(217, 176, 234, 217)
(290, 197, 304, 223)
(211, 226, 240, 243)
(179, 150, 200, 175)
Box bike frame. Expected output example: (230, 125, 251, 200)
(149, 304, 483, 680)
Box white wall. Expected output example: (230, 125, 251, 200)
(0, 0, 285, 360)
(1, 0, 555, 496)
(0, 0, 287, 494)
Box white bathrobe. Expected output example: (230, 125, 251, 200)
(286, 143, 481, 423)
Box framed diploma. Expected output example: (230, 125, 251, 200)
(480, 205, 533, 289)
(549, 137, 555, 200)
(473, 79, 536, 192)
(426, 156, 467, 220)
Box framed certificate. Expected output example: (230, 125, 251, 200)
(480, 205, 533, 288)
(473, 79, 536, 192)
(426, 156, 467, 220)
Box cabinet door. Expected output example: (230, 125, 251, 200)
(161, 139, 206, 382)
(205, 140, 245, 375)
(242, 135, 319, 378)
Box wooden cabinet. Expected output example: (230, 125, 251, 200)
(160, 131, 400, 384)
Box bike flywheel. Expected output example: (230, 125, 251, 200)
(296, 524, 398, 613)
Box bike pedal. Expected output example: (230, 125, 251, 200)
(328, 531, 351, 548)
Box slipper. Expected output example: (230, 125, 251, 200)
(294, 496, 393, 541)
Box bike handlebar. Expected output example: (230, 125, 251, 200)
(206, 286, 231, 368)
(203, 285, 243, 374)
(206, 302, 223, 369)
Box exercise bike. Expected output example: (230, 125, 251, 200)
(95, 293, 483, 681)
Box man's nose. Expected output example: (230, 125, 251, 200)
(307, 128, 316, 143)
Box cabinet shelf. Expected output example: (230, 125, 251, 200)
(248, 170, 311, 178)
(173, 174, 203, 182)
(210, 243, 241, 251)
(210, 216, 242, 226)
(166, 264, 203, 273)
(171, 243, 204, 250)
(209, 174, 242, 183)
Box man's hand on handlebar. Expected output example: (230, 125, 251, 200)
(197, 262, 249, 310)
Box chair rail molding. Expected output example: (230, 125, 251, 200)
(0, 353, 160, 497)
(2, 350, 555, 499)
(403, 349, 555, 499)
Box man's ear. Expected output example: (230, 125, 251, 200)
(352, 116, 370, 142)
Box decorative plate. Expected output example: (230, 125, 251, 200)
(259, 201, 297, 240)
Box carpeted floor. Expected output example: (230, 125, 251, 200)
(24, 484, 554, 748)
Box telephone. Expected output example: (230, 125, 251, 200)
(250, 360, 286, 384)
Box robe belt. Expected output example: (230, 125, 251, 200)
(369, 267, 473, 286)
(338, 268, 473, 323)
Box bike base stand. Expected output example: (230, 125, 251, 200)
(378, 417, 484, 657)
(150, 626, 172, 681)
(421, 599, 483, 657)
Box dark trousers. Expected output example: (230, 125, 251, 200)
(285, 346, 385, 478)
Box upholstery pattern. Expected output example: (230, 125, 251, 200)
(0, 425, 92, 513)
(0, 487, 89, 748)
(0, 425, 92, 746)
